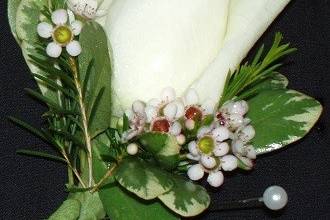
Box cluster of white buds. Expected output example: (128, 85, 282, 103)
(67, 0, 107, 19)
(122, 87, 216, 144)
(186, 100, 256, 187)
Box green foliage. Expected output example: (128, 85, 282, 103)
(158, 176, 210, 217)
(16, 149, 66, 163)
(247, 89, 322, 154)
(7, 0, 21, 43)
(115, 157, 174, 200)
(219, 33, 296, 106)
(48, 199, 81, 220)
(139, 132, 181, 170)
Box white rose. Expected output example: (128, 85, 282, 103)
(95, 0, 290, 116)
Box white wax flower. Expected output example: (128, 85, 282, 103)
(95, 0, 290, 116)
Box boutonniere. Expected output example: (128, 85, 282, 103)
(8, 0, 322, 219)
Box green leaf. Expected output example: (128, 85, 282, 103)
(48, 199, 81, 220)
(247, 89, 322, 154)
(158, 176, 210, 217)
(92, 135, 179, 220)
(115, 157, 173, 200)
(17, 149, 66, 163)
(78, 22, 112, 138)
(8, 116, 47, 141)
(7, 0, 22, 43)
(72, 192, 106, 220)
(139, 132, 181, 170)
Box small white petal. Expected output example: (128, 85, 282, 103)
(145, 106, 158, 123)
(232, 140, 245, 155)
(185, 119, 195, 130)
(201, 99, 216, 114)
(46, 42, 62, 58)
(66, 41, 82, 57)
(174, 101, 185, 119)
(184, 88, 199, 106)
(127, 143, 139, 155)
(169, 121, 182, 136)
(187, 153, 200, 161)
(147, 98, 161, 107)
(82, 1, 98, 19)
(51, 9, 68, 25)
(188, 141, 199, 156)
(37, 22, 53, 38)
(207, 171, 224, 187)
(163, 102, 177, 121)
(132, 100, 145, 114)
(239, 125, 256, 143)
(176, 134, 186, 145)
(221, 155, 238, 171)
(200, 155, 217, 169)
(212, 126, 230, 142)
(230, 100, 249, 115)
(228, 114, 244, 130)
(197, 126, 212, 138)
(70, 20, 83, 36)
(213, 142, 229, 157)
(187, 164, 204, 181)
(161, 87, 176, 103)
(246, 145, 257, 159)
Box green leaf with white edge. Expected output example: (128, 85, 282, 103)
(139, 132, 181, 170)
(158, 175, 210, 217)
(115, 157, 174, 200)
(93, 134, 179, 220)
(247, 89, 322, 155)
(78, 22, 112, 138)
(48, 199, 81, 220)
(7, 0, 22, 43)
(71, 192, 106, 220)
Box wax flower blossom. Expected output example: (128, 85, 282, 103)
(37, 9, 83, 58)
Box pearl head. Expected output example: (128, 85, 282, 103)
(262, 185, 288, 210)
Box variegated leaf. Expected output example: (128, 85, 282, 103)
(158, 176, 210, 217)
(115, 157, 174, 200)
(247, 89, 322, 154)
(139, 132, 181, 170)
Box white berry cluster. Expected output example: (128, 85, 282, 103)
(186, 100, 256, 187)
(122, 87, 215, 145)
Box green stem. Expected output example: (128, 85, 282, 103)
(69, 57, 93, 187)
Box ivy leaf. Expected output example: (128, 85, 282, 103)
(7, 0, 21, 43)
(115, 157, 174, 200)
(48, 199, 81, 220)
(78, 22, 112, 138)
(247, 89, 322, 154)
(92, 135, 179, 220)
(139, 132, 181, 170)
(158, 176, 210, 217)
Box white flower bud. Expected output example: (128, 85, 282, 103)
(147, 98, 161, 107)
(228, 113, 244, 130)
(127, 143, 139, 155)
(207, 171, 224, 187)
(232, 139, 244, 155)
(188, 141, 199, 156)
(213, 142, 229, 157)
(174, 101, 185, 119)
(185, 119, 195, 130)
(201, 99, 216, 114)
(163, 102, 177, 120)
(200, 155, 217, 169)
(161, 87, 176, 103)
(184, 88, 199, 106)
(187, 153, 200, 161)
(246, 145, 256, 159)
(221, 155, 238, 171)
(132, 100, 145, 114)
(229, 100, 249, 115)
(239, 125, 255, 143)
(176, 134, 186, 145)
(212, 126, 230, 142)
(187, 164, 204, 181)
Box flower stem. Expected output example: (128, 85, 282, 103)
(62, 150, 87, 188)
(68, 56, 93, 187)
(91, 164, 117, 193)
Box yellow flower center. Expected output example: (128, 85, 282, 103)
(53, 26, 72, 45)
(198, 136, 214, 154)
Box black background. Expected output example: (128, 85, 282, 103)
(1, 0, 330, 219)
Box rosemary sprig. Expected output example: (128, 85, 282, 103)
(219, 32, 296, 106)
